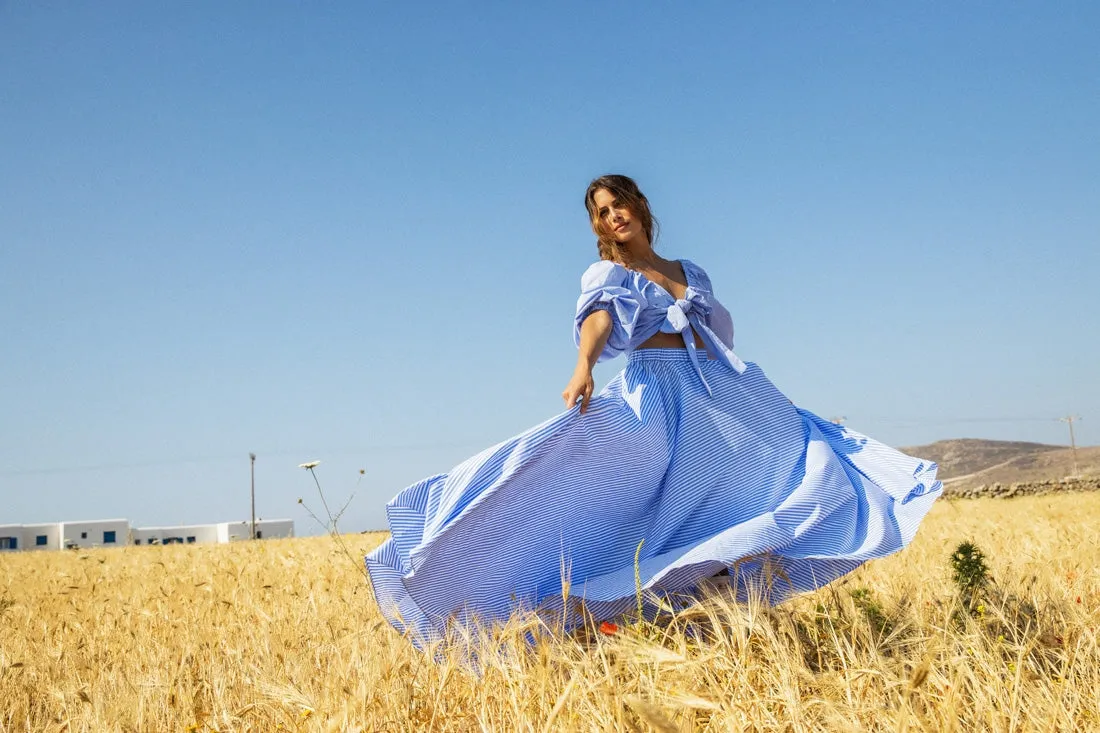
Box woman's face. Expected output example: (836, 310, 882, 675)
(592, 188, 645, 244)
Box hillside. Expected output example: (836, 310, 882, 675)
(901, 438, 1100, 490)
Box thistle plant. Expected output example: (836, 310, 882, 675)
(950, 541, 990, 595)
(950, 540, 991, 621)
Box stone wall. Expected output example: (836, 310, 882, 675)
(943, 477, 1100, 500)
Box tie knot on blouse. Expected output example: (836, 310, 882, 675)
(666, 289, 711, 332)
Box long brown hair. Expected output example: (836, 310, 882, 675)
(583, 174, 659, 267)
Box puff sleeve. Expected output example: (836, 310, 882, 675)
(573, 260, 647, 360)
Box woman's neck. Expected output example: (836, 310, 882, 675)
(621, 239, 658, 269)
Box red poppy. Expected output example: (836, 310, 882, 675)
(599, 621, 619, 635)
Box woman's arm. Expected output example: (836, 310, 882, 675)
(561, 309, 612, 413)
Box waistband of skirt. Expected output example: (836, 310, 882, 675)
(627, 347, 705, 365)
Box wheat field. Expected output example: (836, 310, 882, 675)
(2, 493, 1098, 732)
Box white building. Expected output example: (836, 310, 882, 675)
(0, 518, 294, 551)
(132, 523, 221, 546)
(23, 523, 62, 551)
(217, 519, 294, 542)
(0, 524, 22, 551)
(60, 519, 131, 550)
(1, 523, 63, 551)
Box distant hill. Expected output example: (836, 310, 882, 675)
(900, 438, 1100, 490)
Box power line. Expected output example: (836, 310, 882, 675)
(857, 416, 1062, 425)
(0, 441, 492, 478)
(0, 416, 1088, 479)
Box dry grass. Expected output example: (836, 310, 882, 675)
(2, 493, 1098, 732)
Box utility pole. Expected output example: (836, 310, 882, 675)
(249, 452, 257, 540)
(1059, 416, 1082, 477)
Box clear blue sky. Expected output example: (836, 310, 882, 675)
(2, 2, 1097, 533)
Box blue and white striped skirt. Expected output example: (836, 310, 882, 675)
(366, 348, 941, 645)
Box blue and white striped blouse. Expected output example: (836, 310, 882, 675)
(573, 259, 747, 394)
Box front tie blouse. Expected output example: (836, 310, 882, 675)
(573, 258, 747, 395)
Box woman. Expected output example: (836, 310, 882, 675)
(366, 174, 941, 647)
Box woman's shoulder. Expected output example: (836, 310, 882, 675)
(580, 257, 716, 292)
(580, 259, 631, 290)
(679, 258, 714, 290)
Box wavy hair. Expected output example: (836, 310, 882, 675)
(583, 174, 659, 267)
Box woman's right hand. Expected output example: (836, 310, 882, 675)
(561, 367, 595, 413)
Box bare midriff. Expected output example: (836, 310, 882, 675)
(637, 330, 708, 350)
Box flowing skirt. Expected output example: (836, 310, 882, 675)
(365, 349, 941, 646)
